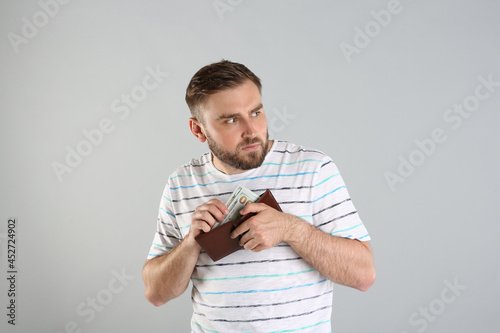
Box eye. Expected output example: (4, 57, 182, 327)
(251, 111, 261, 117)
(226, 117, 237, 124)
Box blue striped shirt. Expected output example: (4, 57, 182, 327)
(147, 140, 370, 332)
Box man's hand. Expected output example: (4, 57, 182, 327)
(230, 203, 296, 252)
(230, 202, 375, 291)
(188, 199, 229, 239)
(143, 198, 230, 306)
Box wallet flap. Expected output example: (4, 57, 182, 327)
(257, 189, 283, 212)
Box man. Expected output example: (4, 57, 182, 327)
(143, 60, 375, 332)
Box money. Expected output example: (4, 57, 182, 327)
(212, 185, 259, 229)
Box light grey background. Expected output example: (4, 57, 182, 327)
(1, 0, 499, 332)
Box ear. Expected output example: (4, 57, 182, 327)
(189, 117, 207, 143)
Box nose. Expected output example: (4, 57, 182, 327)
(241, 118, 257, 139)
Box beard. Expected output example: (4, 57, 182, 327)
(206, 130, 269, 171)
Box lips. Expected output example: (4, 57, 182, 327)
(241, 143, 261, 151)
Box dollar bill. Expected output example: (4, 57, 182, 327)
(212, 185, 259, 229)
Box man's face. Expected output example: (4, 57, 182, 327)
(197, 80, 270, 175)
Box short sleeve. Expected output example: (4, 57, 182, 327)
(146, 179, 183, 259)
(311, 157, 371, 241)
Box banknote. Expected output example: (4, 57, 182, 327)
(212, 185, 259, 229)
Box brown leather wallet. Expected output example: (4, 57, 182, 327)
(195, 189, 282, 262)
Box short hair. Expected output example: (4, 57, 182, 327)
(185, 60, 262, 123)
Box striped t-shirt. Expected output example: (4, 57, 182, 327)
(147, 140, 370, 333)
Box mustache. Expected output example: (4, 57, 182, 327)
(237, 138, 263, 150)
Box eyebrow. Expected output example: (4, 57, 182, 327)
(215, 103, 263, 121)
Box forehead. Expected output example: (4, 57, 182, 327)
(202, 80, 262, 117)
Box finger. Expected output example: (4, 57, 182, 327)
(199, 211, 218, 227)
(251, 244, 266, 252)
(201, 221, 212, 233)
(230, 221, 250, 239)
(207, 199, 229, 216)
(242, 236, 268, 252)
(242, 238, 259, 251)
(238, 229, 252, 244)
(194, 220, 212, 233)
(239, 202, 267, 216)
(191, 211, 216, 231)
(205, 203, 227, 222)
(190, 219, 212, 235)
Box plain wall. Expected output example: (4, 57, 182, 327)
(1, 0, 499, 332)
